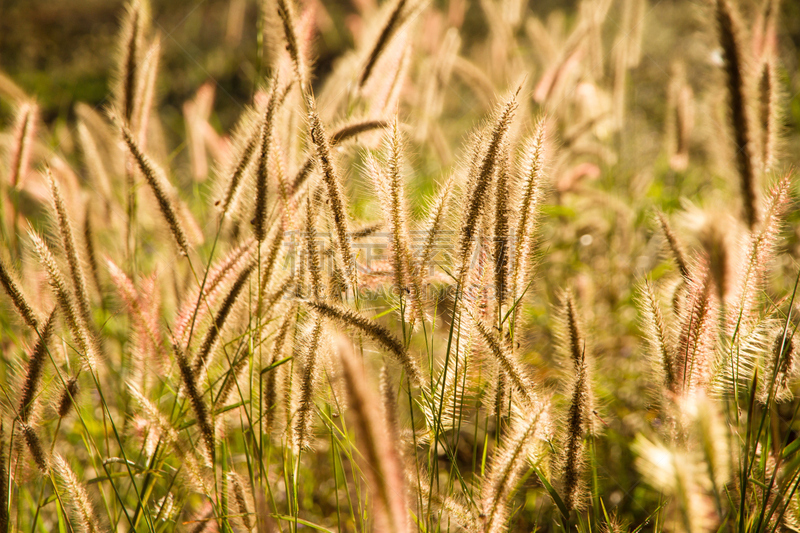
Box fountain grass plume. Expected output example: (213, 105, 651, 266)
(307, 96, 357, 290)
(0, 256, 40, 329)
(359, 0, 409, 88)
(254, 77, 281, 242)
(473, 316, 539, 409)
(256, 224, 287, 316)
(380, 364, 401, 446)
(120, 121, 190, 256)
(563, 338, 590, 511)
(75, 112, 113, 206)
(83, 205, 103, 302)
(675, 265, 717, 393)
(106, 258, 163, 357)
(307, 300, 421, 385)
(276, 0, 307, 91)
(115, 0, 149, 122)
(46, 167, 94, 334)
(21, 423, 48, 474)
(18, 308, 56, 423)
(493, 154, 511, 308)
(715, 0, 759, 229)
(304, 187, 324, 300)
(291, 118, 391, 191)
(30, 231, 97, 372)
(336, 336, 409, 533)
(656, 211, 689, 278)
(481, 409, 546, 533)
(294, 316, 323, 450)
(265, 309, 295, 432)
(8, 101, 37, 188)
(57, 375, 80, 418)
(418, 176, 453, 278)
(227, 471, 253, 531)
(217, 101, 266, 221)
(131, 34, 160, 143)
(128, 384, 212, 494)
(726, 174, 791, 337)
(640, 281, 677, 393)
(510, 118, 546, 337)
(214, 348, 249, 410)
(52, 453, 104, 533)
(368, 118, 424, 322)
(458, 89, 520, 280)
(758, 58, 776, 172)
(174, 342, 215, 465)
(192, 260, 256, 377)
(174, 239, 254, 346)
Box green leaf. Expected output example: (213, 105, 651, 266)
(533, 466, 569, 520)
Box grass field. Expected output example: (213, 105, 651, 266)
(1, 0, 800, 531)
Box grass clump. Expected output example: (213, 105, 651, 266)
(1, 0, 800, 532)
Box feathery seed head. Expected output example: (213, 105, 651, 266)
(715, 0, 759, 229)
(276, 0, 307, 91)
(640, 281, 677, 393)
(254, 77, 282, 242)
(46, 167, 94, 335)
(674, 263, 718, 394)
(473, 316, 540, 409)
(119, 121, 191, 256)
(418, 176, 454, 278)
(57, 375, 81, 418)
(482, 408, 548, 533)
(216, 100, 267, 221)
(379, 364, 401, 446)
(30, 231, 98, 372)
(698, 211, 736, 305)
(0, 256, 40, 329)
(563, 291, 585, 368)
(458, 89, 520, 278)
(291, 119, 392, 192)
(115, 0, 150, 122)
(8, 101, 37, 189)
(656, 211, 689, 278)
(306, 97, 357, 290)
(52, 453, 104, 533)
(359, 0, 410, 89)
(174, 239, 255, 346)
(758, 58, 776, 172)
(293, 316, 323, 450)
(227, 471, 253, 531)
(770, 329, 797, 402)
(174, 343, 215, 465)
(557, 292, 593, 512)
(492, 154, 511, 307)
(192, 260, 255, 377)
(21, 424, 48, 474)
(307, 300, 421, 384)
(336, 336, 409, 533)
(18, 307, 56, 423)
(725, 174, 792, 338)
(265, 309, 295, 432)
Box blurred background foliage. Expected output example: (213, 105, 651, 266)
(3, 0, 799, 136)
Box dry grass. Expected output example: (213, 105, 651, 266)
(0, 0, 799, 532)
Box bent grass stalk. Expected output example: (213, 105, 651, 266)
(120, 123, 190, 256)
